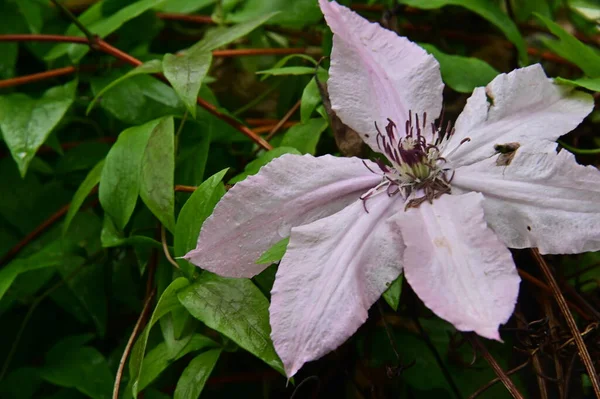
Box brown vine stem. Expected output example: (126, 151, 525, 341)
(0, 66, 77, 88)
(0, 48, 309, 89)
(156, 12, 215, 24)
(213, 47, 309, 57)
(160, 225, 180, 269)
(468, 360, 531, 399)
(531, 249, 600, 398)
(467, 334, 525, 399)
(518, 268, 590, 320)
(0, 34, 272, 150)
(265, 99, 301, 141)
(0, 34, 88, 44)
(253, 122, 297, 135)
(112, 288, 156, 399)
(174, 185, 198, 193)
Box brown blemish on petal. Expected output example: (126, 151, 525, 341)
(433, 237, 452, 254)
(495, 142, 520, 166)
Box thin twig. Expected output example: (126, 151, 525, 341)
(156, 12, 216, 24)
(253, 122, 297, 135)
(531, 249, 600, 398)
(49, 0, 96, 44)
(265, 99, 301, 141)
(518, 268, 590, 320)
(0, 66, 77, 88)
(0, 34, 89, 44)
(213, 47, 309, 57)
(468, 360, 530, 399)
(467, 334, 525, 399)
(542, 299, 563, 399)
(0, 48, 309, 90)
(112, 290, 156, 399)
(160, 225, 179, 269)
(376, 301, 401, 362)
(174, 185, 197, 193)
(0, 34, 271, 150)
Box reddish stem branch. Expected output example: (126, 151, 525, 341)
(156, 12, 215, 24)
(0, 33, 88, 44)
(0, 66, 77, 88)
(0, 34, 272, 150)
(0, 48, 309, 90)
(213, 47, 308, 57)
(174, 185, 197, 193)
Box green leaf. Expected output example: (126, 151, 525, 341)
(0, 241, 74, 302)
(510, 0, 551, 22)
(301, 69, 328, 123)
(420, 44, 498, 93)
(16, 0, 43, 33)
(99, 118, 157, 230)
(256, 237, 289, 264)
(535, 13, 600, 77)
(175, 118, 212, 186)
(256, 66, 318, 76)
(45, 0, 169, 63)
(0, 2, 25, 79)
(130, 277, 191, 397)
(400, 0, 527, 64)
(281, 118, 328, 154)
(174, 169, 228, 276)
(178, 273, 285, 375)
(555, 76, 600, 91)
(226, 0, 321, 28)
(137, 334, 218, 393)
(57, 257, 108, 337)
(228, 147, 301, 184)
(91, 73, 184, 125)
(382, 274, 403, 311)
(140, 117, 176, 232)
(55, 142, 110, 174)
(0, 80, 76, 177)
(191, 12, 277, 52)
(63, 160, 104, 235)
(86, 60, 163, 114)
(164, 50, 213, 118)
(40, 335, 113, 399)
(157, 0, 217, 13)
(0, 367, 42, 399)
(174, 349, 222, 399)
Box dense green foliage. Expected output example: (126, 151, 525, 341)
(0, 0, 599, 398)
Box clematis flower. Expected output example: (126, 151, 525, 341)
(185, 0, 600, 377)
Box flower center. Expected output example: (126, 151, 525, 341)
(361, 111, 455, 210)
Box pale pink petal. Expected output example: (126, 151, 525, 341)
(270, 194, 404, 377)
(320, 0, 443, 151)
(393, 192, 520, 340)
(184, 154, 382, 278)
(444, 64, 593, 167)
(452, 144, 600, 254)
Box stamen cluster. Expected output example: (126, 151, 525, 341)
(361, 111, 455, 210)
